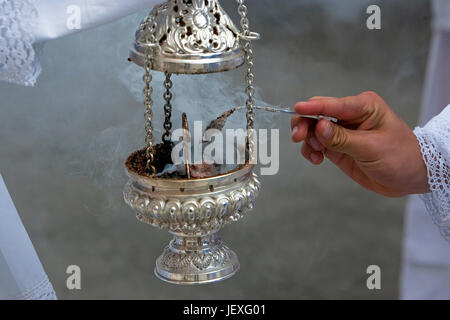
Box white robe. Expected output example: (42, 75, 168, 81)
(0, 175, 56, 299)
(0, 0, 161, 86)
(400, 0, 450, 300)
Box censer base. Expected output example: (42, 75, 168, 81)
(124, 152, 260, 285)
(154, 233, 239, 285)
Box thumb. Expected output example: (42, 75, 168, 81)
(315, 119, 364, 156)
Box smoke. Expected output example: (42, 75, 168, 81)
(65, 61, 281, 214)
(119, 63, 278, 132)
(68, 0, 429, 216)
(255, 0, 376, 23)
(7, 0, 426, 219)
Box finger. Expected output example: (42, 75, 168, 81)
(294, 94, 374, 121)
(291, 114, 313, 130)
(324, 149, 354, 173)
(301, 142, 324, 165)
(314, 119, 374, 159)
(324, 149, 370, 186)
(325, 149, 371, 186)
(291, 117, 313, 142)
(324, 149, 381, 194)
(308, 96, 334, 101)
(307, 133, 325, 152)
(291, 114, 301, 129)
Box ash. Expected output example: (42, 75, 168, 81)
(156, 163, 240, 179)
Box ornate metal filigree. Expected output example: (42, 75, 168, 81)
(125, 0, 261, 284)
(154, 0, 240, 55)
(153, 233, 240, 284)
(124, 171, 260, 235)
(123, 162, 260, 284)
(159, 241, 233, 271)
(131, 0, 246, 74)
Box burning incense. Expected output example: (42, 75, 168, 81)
(204, 105, 338, 135)
(205, 107, 240, 132)
(182, 113, 191, 179)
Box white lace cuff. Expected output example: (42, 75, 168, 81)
(414, 105, 450, 239)
(0, 0, 42, 86)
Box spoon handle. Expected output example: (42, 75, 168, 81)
(253, 106, 338, 123)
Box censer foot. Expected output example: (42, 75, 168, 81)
(155, 233, 240, 285)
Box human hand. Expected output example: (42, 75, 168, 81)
(291, 91, 429, 197)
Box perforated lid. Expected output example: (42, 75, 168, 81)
(130, 0, 245, 74)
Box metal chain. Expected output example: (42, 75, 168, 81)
(143, 9, 159, 175)
(162, 72, 173, 143)
(236, 0, 256, 160)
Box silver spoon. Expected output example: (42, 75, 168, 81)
(205, 105, 338, 136)
(248, 105, 338, 123)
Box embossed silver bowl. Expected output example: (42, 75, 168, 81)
(123, 153, 260, 284)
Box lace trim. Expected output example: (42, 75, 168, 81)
(0, 0, 42, 86)
(3, 275, 57, 300)
(414, 111, 450, 240)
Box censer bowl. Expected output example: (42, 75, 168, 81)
(123, 151, 260, 285)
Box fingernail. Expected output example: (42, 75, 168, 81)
(291, 126, 298, 139)
(309, 137, 322, 151)
(321, 121, 333, 140)
(310, 153, 320, 163)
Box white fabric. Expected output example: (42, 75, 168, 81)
(0, 0, 42, 86)
(400, 2, 450, 299)
(0, 0, 161, 86)
(34, 0, 161, 41)
(433, 0, 450, 32)
(0, 174, 57, 300)
(414, 106, 450, 238)
(401, 196, 450, 300)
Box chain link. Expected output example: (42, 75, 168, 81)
(143, 9, 159, 175)
(236, 0, 256, 161)
(162, 72, 173, 143)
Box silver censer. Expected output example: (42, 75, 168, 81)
(123, 0, 261, 285)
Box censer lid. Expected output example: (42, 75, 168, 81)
(130, 0, 247, 74)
